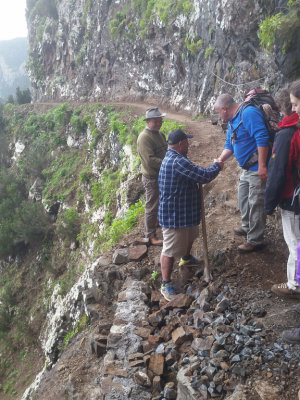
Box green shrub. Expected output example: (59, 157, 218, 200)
(70, 109, 88, 133)
(204, 46, 214, 59)
(56, 207, 81, 244)
(258, 0, 300, 54)
(102, 200, 145, 246)
(91, 169, 121, 208)
(184, 36, 203, 54)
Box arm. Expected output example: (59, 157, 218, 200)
(177, 157, 222, 184)
(257, 146, 269, 181)
(243, 107, 270, 180)
(218, 148, 233, 163)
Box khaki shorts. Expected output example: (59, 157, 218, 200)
(162, 225, 199, 258)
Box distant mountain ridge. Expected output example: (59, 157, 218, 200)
(0, 37, 30, 101)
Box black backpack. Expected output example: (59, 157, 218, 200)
(230, 88, 280, 145)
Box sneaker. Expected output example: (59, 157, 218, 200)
(271, 282, 300, 298)
(179, 255, 200, 267)
(233, 227, 247, 237)
(160, 283, 177, 301)
(282, 327, 300, 344)
(237, 242, 264, 253)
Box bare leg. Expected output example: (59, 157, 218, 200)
(160, 254, 174, 281)
(182, 241, 193, 258)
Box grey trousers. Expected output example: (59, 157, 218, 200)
(238, 170, 266, 245)
(142, 175, 159, 238)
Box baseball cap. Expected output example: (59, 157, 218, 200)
(167, 129, 193, 145)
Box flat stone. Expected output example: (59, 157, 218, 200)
(148, 310, 164, 326)
(192, 336, 215, 352)
(172, 327, 186, 346)
(129, 359, 145, 367)
(134, 326, 152, 338)
(112, 248, 129, 264)
(149, 353, 165, 375)
(162, 294, 193, 309)
(134, 371, 151, 387)
(128, 352, 144, 361)
(253, 380, 281, 400)
(148, 334, 163, 346)
(104, 363, 128, 377)
(128, 244, 148, 261)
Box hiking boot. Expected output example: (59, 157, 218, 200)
(237, 242, 264, 253)
(160, 283, 177, 301)
(233, 227, 247, 237)
(149, 236, 163, 246)
(179, 254, 201, 267)
(282, 327, 300, 344)
(271, 282, 300, 298)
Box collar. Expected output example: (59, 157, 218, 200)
(278, 112, 299, 128)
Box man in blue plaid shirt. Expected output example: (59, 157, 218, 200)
(158, 129, 223, 301)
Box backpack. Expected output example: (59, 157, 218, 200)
(230, 89, 281, 170)
(243, 88, 280, 141)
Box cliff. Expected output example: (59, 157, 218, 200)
(26, 0, 299, 113)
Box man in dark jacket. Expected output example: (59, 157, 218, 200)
(264, 88, 300, 298)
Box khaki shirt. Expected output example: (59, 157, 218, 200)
(137, 128, 167, 178)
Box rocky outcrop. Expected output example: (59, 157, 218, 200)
(26, 0, 295, 113)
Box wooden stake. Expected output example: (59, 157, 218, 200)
(200, 184, 212, 282)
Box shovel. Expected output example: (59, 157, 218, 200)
(200, 184, 212, 282)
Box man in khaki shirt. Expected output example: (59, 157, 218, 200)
(137, 108, 167, 245)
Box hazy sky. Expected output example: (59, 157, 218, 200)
(0, 0, 27, 41)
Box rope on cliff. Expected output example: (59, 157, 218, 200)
(211, 72, 265, 88)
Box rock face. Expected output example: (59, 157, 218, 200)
(26, 0, 296, 112)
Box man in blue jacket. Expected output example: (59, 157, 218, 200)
(158, 129, 223, 301)
(214, 93, 269, 253)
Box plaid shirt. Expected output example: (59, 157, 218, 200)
(158, 148, 221, 228)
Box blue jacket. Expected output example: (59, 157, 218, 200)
(158, 149, 221, 228)
(224, 106, 269, 170)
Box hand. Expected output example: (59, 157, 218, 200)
(214, 159, 224, 170)
(258, 165, 267, 181)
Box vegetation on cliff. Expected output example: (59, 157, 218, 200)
(0, 102, 183, 398)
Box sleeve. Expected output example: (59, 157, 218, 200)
(176, 158, 221, 184)
(242, 106, 269, 147)
(224, 126, 234, 152)
(137, 134, 166, 172)
(264, 129, 292, 214)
